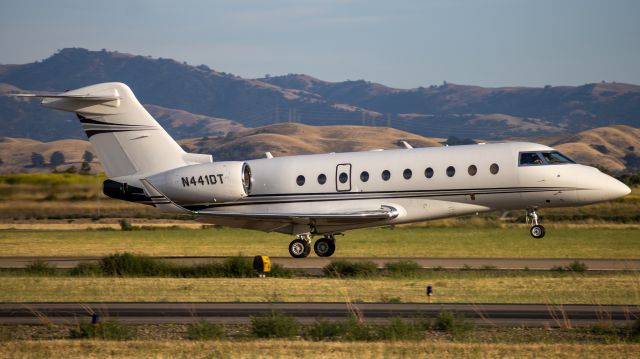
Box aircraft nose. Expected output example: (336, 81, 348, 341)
(610, 178, 631, 198)
(577, 168, 631, 204)
(601, 175, 631, 201)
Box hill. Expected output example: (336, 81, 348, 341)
(0, 137, 102, 174)
(550, 125, 640, 171)
(1, 124, 638, 174)
(1, 48, 639, 141)
(180, 123, 444, 161)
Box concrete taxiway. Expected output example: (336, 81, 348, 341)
(0, 302, 637, 327)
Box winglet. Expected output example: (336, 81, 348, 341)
(139, 179, 193, 214)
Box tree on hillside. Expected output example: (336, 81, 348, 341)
(50, 151, 65, 167)
(82, 150, 94, 163)
(31, 152, 45, 167)
(80, 161, 92, 175)
(0, 158, 3, 165)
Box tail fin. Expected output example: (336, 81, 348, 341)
(25, 82, 211, 178)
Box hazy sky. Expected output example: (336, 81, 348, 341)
(1, 0, 638, 88)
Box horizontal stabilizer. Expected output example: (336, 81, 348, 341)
(12, 93, 120, 101)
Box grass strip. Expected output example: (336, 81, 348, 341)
(1, 272, 638, 304)
(0, 227, 638, 258)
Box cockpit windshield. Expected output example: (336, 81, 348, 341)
(541, 151, 575, 164)
(519, 151, 575, 166)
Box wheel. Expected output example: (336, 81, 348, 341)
(289, 238, 311, 258)
(530, 225, 546, 239)
(314, 237, 336, 257)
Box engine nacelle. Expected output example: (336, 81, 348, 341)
(147, 161, 252, 204)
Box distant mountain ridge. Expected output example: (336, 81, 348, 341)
(1, 48, 639, 141)
(1, 124, 638, 174)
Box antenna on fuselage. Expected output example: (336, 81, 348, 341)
(401, 141, 413, 149)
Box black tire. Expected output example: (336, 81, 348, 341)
(530, 225, 546, 239)
(314, 237, 336, 257)
(289, 238, 311, 258)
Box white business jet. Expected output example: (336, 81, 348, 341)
(19, 83, 631, 258)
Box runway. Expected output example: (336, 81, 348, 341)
(0, 256, 638, 271)
(0, 302, 637, 327)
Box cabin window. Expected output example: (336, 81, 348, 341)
(360, 171, 369, 182)
(468, 165, 477, 176)
(490, 163, 499, 174)
(296, 175, 305, 186)
(446, 166, 455, 177)
(339, 172, 349, 183)
(403, 168, 412, 179)
(317, 173, 327, 185)
(424, 167, 434, 179)
(381, 170, 391, 181)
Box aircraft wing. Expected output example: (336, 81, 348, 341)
(195, 206, 399, 224)
(139, 179, 399, 225)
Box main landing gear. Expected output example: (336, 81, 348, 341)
(526, 208, 546, 239)
(288, 234, 336, 258)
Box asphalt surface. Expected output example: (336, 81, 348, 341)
(0, 302, 637, 327)
(1, 256, 639, 271)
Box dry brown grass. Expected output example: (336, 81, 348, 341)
(1, 274, 638, 304)
(1, 340, 639, 358)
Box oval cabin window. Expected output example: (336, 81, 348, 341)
(446, 166, 455, 177)
(490, 163, 499, 175)
(381, 170, 391, 181)
(317, 173, 327, 185)
(296, 175, 305, 186)
(468, 165, 477, 176)
(424, 167, 434, 179)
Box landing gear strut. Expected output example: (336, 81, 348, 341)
(314, 235, 336, 257)
(527, 208, 545, 239)
(288, 234, 311, 258)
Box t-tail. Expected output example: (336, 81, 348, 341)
(19, 82, 251, 208)
(21, 82, 212, 179)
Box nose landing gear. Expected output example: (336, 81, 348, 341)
(527, 208, 546, 239)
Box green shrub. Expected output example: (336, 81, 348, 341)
(25, 260, 57, 275)
(434, 311, 473, 340)
(69, 320, 133, 340)
(306, 319, 346, 341)
(100, 252, 174, 276)
(119, 219, 134, 231)
(250, 311, 300, 338)
(323, 260, 378, 278)
(341, 317, 376, 341)
(566, 260, 588, 272)
(631, 319, 640, 340)
(187, 320, 224, 340)
(69, 262, 102, 276)
(385, 260, 422, 277)
(269, 263, 293, 278)
(219, 256, 254, 278)
(377, 317, 423, 341)
(178, 263, 224, 277)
